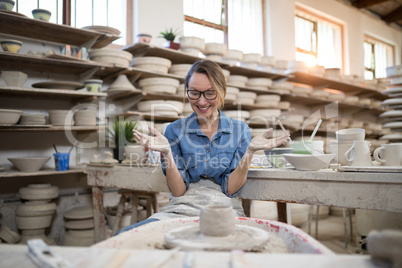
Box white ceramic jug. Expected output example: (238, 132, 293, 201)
(373, 143, 402, 166)
(344, 140, 372, 166)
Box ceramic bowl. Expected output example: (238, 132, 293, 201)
(132, 56, 172, 74)
(1, 39, 22, 53)
(283, 153, 335, 171)
(89, 49, 133, 67)
(264, 148, 293, 168)
(138, 77, 180, 94)
(0, 109, 23, 124)
(237, 91, 257, 100)
(246, 78, 273, 87)
(335, 128, 365, 143)
(242, 53, 261, 63)
(32, 9, 51, 21)
(228, 75, 248, 84)
(203, 43, 227, 56)
(224, 49, 243, 61)
(179, 36, 205, 51)
(8, 156, 50, 172)
(136, 33, 152, 44)
(1, 71, 28, 87)
(0, 0, 14, 10)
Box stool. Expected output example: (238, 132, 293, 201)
(111, 189, 159, 234)
(308, 206, 353, 249)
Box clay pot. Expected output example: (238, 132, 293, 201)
(199, 206, 235, 236)
(19, 184, 59, 201)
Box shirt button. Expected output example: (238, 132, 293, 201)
(204, 175, 207, 178)
(207, 150, 210, 152)
(206, 159, 208, 162)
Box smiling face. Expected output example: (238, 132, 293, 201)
(187, 72, 220, 121)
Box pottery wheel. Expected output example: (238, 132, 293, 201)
(164, 224, 269, 251)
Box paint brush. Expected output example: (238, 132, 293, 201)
(277, 119, 292, 142)
(52, 144, 58, 154)
(68, 145, 74, 154)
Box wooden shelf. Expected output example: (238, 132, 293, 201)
(224, 103, 289, 111)
(123, 43, 288, 80)
(0, 86, 107, 100)
(107, 90, 184, 101)
(0, 125, 105, 132)
(287, 72, 386, 100)
(0, 168, 85, 178)
(0, 11, 119, 48)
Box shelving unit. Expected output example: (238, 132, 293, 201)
(0, 125, 105, 132)
(0, 168, 86, 178)
(0, 11, 119, 48)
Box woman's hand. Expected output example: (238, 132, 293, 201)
(133, 126, 171, 155)
(247, 128, 290, 153)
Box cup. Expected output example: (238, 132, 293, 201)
(373, 143, 402, 166)
(330, 143, 353, 165)
(53, 153, 70, 171)
(344, 140, 372, 166)
(84, 79, 103, 92)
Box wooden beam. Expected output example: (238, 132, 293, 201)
(353, 0, 389, 9)
(383, 6, 402, 23)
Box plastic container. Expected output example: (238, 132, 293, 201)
(54, 152, 70, 171)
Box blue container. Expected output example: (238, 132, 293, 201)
(54, 153, 70, 171)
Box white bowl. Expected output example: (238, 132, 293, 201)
(335, 128, 365, 143)
(204, 43, 227, 56)
(8, 156, 50, 172)
(138, 77, 180, 95)
(242, 53, 261, 63)
(283, 154, 335, 171)
(179, 36, 205, 51)
(224, 49, 243, 61)
(238, 91, 257, 99)
(0, 109, 23, 124)
(246, 78, 272, 87)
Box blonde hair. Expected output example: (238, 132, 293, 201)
(185, 60, 226, 109)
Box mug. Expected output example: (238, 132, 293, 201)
(373, 143, 402, 166)
(344, 140, 372, 166)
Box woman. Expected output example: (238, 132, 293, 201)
(117, 60, 289, 234)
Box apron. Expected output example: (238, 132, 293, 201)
(149, 179, 245, 221)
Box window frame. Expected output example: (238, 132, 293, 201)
(364, 34, 395, 79)
(295, 5, 345, 71)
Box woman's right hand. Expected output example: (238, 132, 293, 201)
(133, 126, 171, 155)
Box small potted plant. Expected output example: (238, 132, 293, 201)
(106, 117, 138, 162)
(159, 28, 180, 50)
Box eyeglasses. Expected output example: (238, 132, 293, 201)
(187, 90, 217, 100)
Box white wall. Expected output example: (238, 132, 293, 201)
(265, 0, 402, 76)
(133, 0, 184, 46)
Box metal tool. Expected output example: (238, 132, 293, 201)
(27, 239, 73, 268)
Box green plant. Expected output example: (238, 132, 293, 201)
(106, 117, 138, 148)
(159, 28, 179, 42)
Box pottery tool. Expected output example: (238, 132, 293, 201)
(309, 119, 322, 142)
(277, 119, 292, 142)
(27, 238, 72, 268)
(52, 144, 58, 154)
(68, 145, 74, 154)
(289, 119, 322, 154)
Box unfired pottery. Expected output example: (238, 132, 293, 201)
(283, 153, 335, 171)
(0, 225, 21, 244)
(19, 184, 59, 200)
(15, 215, 53, 230)
(107, 74, 136, 92)
(65, 219, 95, 230)
(1, 71, 28, 87)
(16, 202, 56, 216)
(8, 157, 50, 172)
(0, 109, 23, 124)
(138, 77, 180, 95)
(64, 205, 94, 220)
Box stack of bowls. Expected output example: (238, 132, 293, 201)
(324, 68, 341, 80)
(380, 64, 402, 141)
(89, 48, 133, 67)
(240, 53, 261, 69)
(183, 103, 193, 117)
(62, 205, 95, 247)
(258, 56, 275, 72)
(139, 77, 180, 95)
(19, 113, 46, 125)
(255, 94, 280, 107)
(137, 100, 184, 116)
(222, 49, 243, 66)
(281, 112, 304, 129)
(291, 83, 313, 96)
(272, 60, 288, 74)
(74, 109, 97, 126)
(237, 91, 257, 105)
(227, 75, 248, 87)
(169, 64, 192, 77)
(223, 110, 250, 122)
(177, 84, 185, 96)
(222, 69, 231, 81)
(309, 66, 326, 77)
(286, 60, 308, 74)
(225, 86, 240, 102)
(270, 81, 293, 94)
(203, 43, 227, 61)
(48, 110, 74, 126)
(330, 128, 365, 165)
(178, 36, 205, 56)
(246, 78, 272, 91)
(249, 109, 281, 124)
(16, 184, 59, 244)
(132, 56, 172, 74)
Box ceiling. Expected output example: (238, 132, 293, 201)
(341, 0, 402, 29)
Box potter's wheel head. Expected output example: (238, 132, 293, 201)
(164, 224, 269, 251)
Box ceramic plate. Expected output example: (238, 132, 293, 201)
(382, 86, 402, 96)
(381, 98, 402, 107)
(383, 122, 402, 129)
(380, 110, 402, 118)
(32, 81, 84, 90)
(380, 133, 402, 140)
(337, 166, 402, 173)
(82, 25, 121, 36)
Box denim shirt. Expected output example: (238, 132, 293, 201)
(161, 110, 252, 197)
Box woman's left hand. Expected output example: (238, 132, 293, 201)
(247, 128, 290, 153)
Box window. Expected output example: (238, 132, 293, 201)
(364, 36, 394, 79)
(14, 0, 130, 46)
(183, 0, 264, 54)
(295, 8, 343, 69)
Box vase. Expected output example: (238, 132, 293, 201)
(163, 41, 180, 50)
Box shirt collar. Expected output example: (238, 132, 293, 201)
(185, 110, 233, 134)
